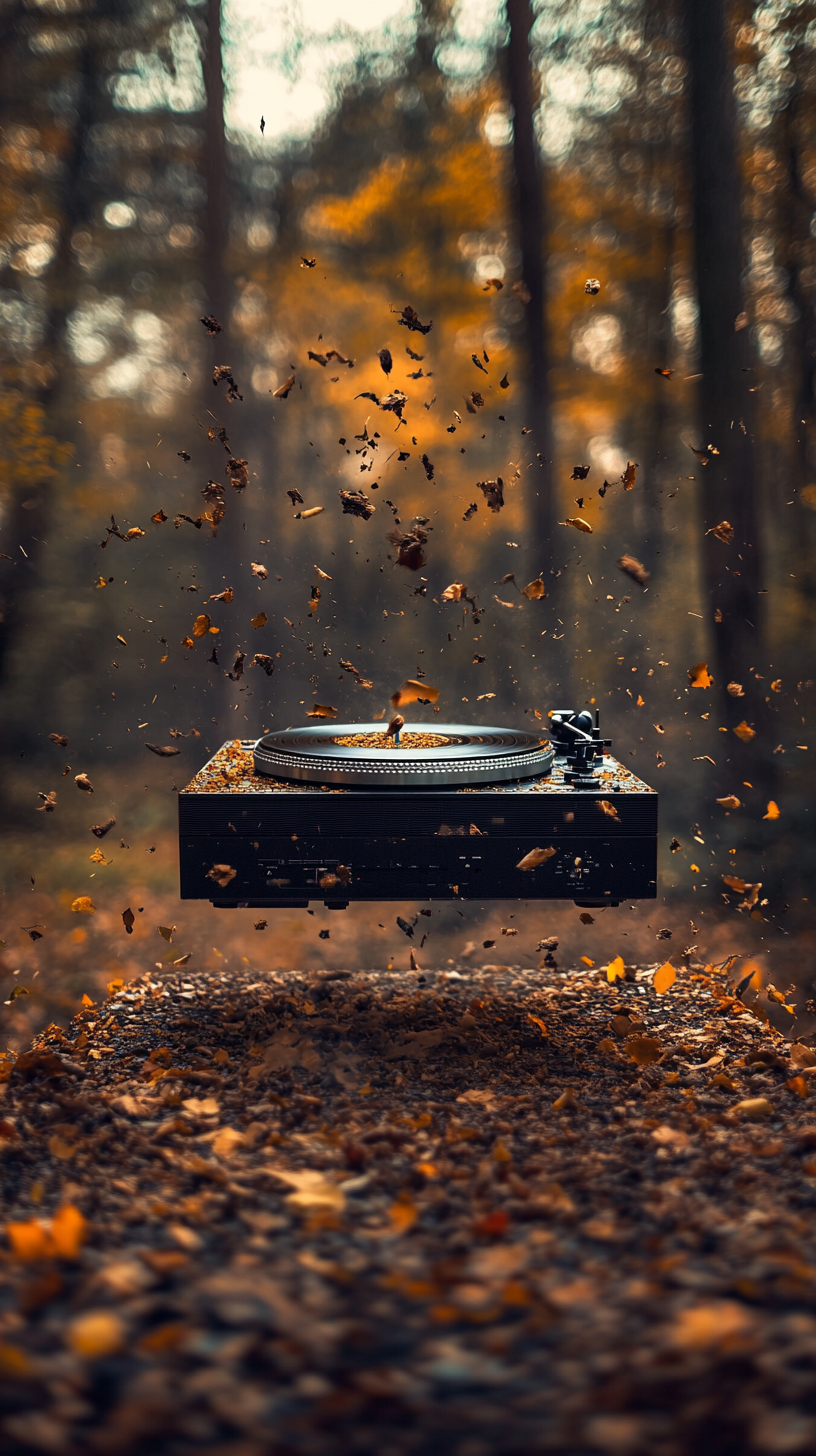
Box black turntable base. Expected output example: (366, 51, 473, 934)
(178, 713, 657, 910)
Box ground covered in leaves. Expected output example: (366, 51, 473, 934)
(3, 959, 816, 1456)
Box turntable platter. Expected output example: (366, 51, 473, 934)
(253, 723, 554, 788)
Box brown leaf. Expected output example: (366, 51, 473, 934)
(272, 375, 295, 398)
(397, 304, 432, 335)
(251, 611, 268, 629)
(49, 732, 68, 748)
(727, 682, 744, 697)
(521, 578, 547, 600)
(585, 278, 601, 294)
(37, 791, 57, 812)
(74, 773, 94, 793)
(339, 489, 375, 520)
(707, 520, 734, 543)
(206, 864, 237, 888)
(621, 461, 638, 490)
(251, 562, 268, 579)
(306, 704, 337, 718)
(625, 1036, 661, 1066)
(145, 744, 180, 757)
(252, 654, 274, 676)
(151, 509, 168, 524)
(516, 846, 556, 870)
(477, 479, 504, 512)
(200, 315, 222, 335)
(733, 720, 756, 742)
(559, 517, 593, 533)
(71, 896, 95, 915)
(596, 799, 620, 819)
(716, 795, 741, 810)
(193, 614, 211, 637)
(617, 554, 650, 586)
(226, 458, 249, 491)
(122, 908, 135, 934)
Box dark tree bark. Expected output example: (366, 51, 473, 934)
(505, 0, 554, 542)
(0, 10, 98, 691)
(201, 0, 229, 338)
(683, 0, 763, 717)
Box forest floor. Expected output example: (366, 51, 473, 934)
(2, 959, 816, 1456)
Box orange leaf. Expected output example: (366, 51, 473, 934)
(605, 955, 625, 983)
(389, 1198, 419, 1235)
(653, 961, 676, 995)
(763, 801, 780, 820)
(526, 1014, 548, 1037)
(688, 662, 713, 688)
(50, 1205, 87, 1260)
(787, 1076, 810, 1099)
(70, 896, 95, 915)
(733, 721, 756, 742)
(192, 614, 211, 637)
(7, 1220, 51, 1261)
(390, 679, 440, 709)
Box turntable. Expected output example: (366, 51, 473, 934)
(178, 710, 657, 910)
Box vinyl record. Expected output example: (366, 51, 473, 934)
(253, 724, 554, 789)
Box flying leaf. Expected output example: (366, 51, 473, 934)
(306, 705, 337, 718)
(75, 773, 94, 793)
(158, 926, 176, 943)
(391, 680, 440, 709)
(193, 614, 211, 638)
(734, 721, 756, 742)
(617, 554, 650, 586)
(90, 818, 115, 838)
(521, 578, 547, 600)
(585, 278, 601, 294)
(145, 744, 180, 757)
(49, 733, 68, 748)
(122, 908, 135, 935)
(688, 662, 713, 688)
(716, 796, 741, 810)
(727, 682, 744, 697)
(763, 801, 781, 820)
(606, 956, 625, 983)
(251, 562, 268, 579)
(516, 846, 556, 870)
(272, 375, 295, 399)
(71, 897, 95, 915)
(206, 864, 237, 888)
(706, 521, 734, 543)
(251, 611, 268, 629)
(621, 461, 637, 490)
(653, 961, 676, 995)
(559, 517, 593, 533)
(527, 1014, 548, 1037)
(597, 799, 620, 820)
(265, 1167, 345, 1214)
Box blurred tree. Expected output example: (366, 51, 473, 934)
(505, 0, 553, 528)
(683, 0, 762, 720)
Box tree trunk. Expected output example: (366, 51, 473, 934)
(505, 0, 554, 543)
(201, 0, 229, 338)
(683, 0, 763, 721)
(0, 17, 97, 692)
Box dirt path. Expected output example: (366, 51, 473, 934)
(2, 959, 816, 1455)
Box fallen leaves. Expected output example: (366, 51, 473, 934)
(67, 1310, 125, 1359)
(624, 1036, 662, 1066)
(605, 956, 625, 983)
(7, 1205, 86, 1263)
(265, 1167, 345, 1214)
(734, 1097, 774, 1121)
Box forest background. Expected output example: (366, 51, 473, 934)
(0, 0, 814, 1045)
